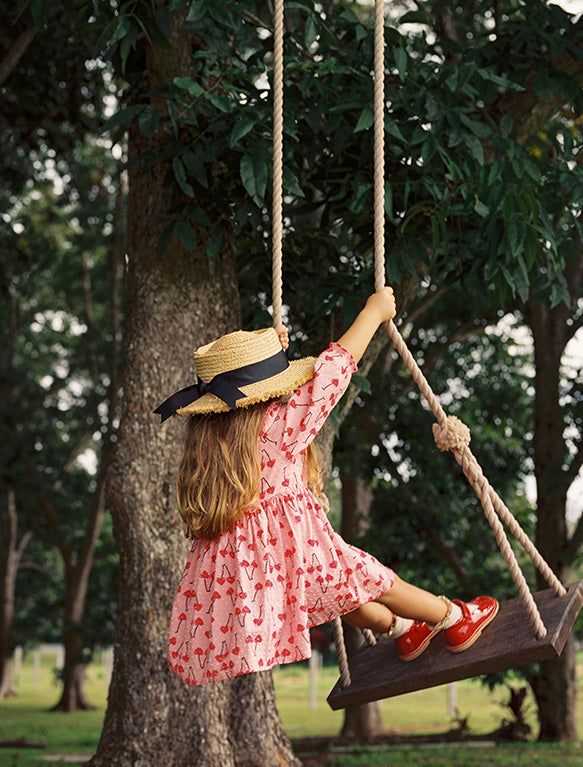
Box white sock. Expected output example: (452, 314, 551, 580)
(390, 616, 414, 639)
(433, 600, 463, 630)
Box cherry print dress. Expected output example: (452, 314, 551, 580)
(168, 342, 395, 685)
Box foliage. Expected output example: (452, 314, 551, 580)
(96, 0, 583, 338)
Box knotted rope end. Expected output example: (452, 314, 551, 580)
(433, 416, 471, 453)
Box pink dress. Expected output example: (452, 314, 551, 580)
(168, 343, 395, 685)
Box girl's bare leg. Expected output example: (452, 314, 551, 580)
(343, 574, 448, 633)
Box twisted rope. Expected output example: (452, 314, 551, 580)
(333, 617, 351, 688)
(386, 320, 565, 639)
(272, 0, 284, 329)
(333, 0, 388, 687)
(373, 0, 385, 294)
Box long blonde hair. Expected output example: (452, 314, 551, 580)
(177, 402, 323, 539)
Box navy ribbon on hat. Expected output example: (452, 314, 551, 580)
(154, 349, 289, 422)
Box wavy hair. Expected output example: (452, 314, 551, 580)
(177, 403, 322, 539)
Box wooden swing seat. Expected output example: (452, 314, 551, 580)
(327, 581, 583, 710)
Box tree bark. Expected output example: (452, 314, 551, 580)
(0, 490, 30, 698)
(90, 14, 300, 767)
(524, 253, 583, 741)
(51, 171, 124, 713)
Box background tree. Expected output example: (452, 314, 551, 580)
(0, 0, 123, 707)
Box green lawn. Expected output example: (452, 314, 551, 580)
(0, 654, 581, 767)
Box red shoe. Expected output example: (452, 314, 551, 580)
(444, 597, 499, 653)
(394, 621, 441, 661)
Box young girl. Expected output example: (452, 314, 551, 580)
(157, 288, 498, 685)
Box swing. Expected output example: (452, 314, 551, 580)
(268, 0, 583, 710)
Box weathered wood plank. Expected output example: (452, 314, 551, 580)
(327, 582, 583, 710)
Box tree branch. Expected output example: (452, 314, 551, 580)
(0, 26, 38, 87)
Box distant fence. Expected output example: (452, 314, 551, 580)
(13, 645, 114, 688)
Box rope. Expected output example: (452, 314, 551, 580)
(373, 0, 385, 294)
(272, 0, 284, 329)
(333, 617, 351, 688)
(386, 320, 566, 637)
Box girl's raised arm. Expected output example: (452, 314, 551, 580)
(337, 287, 396, 364)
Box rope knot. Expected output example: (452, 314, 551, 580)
(432, 416, 471, 453)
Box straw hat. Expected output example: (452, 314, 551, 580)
(154, 327, 316, 421)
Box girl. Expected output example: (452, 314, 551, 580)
(157, 288, 498, 685)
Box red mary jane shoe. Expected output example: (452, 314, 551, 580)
(394, 621, 441, 661)
(444, 596, 499, 653)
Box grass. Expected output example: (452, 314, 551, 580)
(273, 663, 529, 737)
(1, 654, 582, 766)
(329, 742, 583, 767)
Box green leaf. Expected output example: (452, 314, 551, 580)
(531, 75, 556, 102)
(460, 114, 491, 139)
(479, 69, 523, 91)
(513, 258, 530, 301)
(355, 24, 368, 42)
(394, 47, 407, 81)
(207, 2, 237, 29)
(185, 2, 207, 21)
(230, 117, 257, 147)
(386, 257, 401, 285)
(173, 77, 204, 97)
(523, 160, 542, 183)
(176, 218, 197, 255)
(167, 99, 179, 137)
(507, 219, 526, 256)
(386, 120, 406, 143)
(500, 113, 514, 139)
(172, 157, 194, 197)
(282, 166, 305, 197)
(354, 106, 373, 133)
(183, 152, 208, 189)
(240, 154, 268, 206)
(138, 105, 159, 138)
(30, 0, 48, 26)
(205, 91, 232, 114)
(348, 184, 371, 213)
(352, 374, 372, 395)
(421, 136, 438, 164)
(120, 37, 132, 74)
(464, 135, 484, 166)
(108, 14, 133, 47)
(474, 197, 490, 218)
(399, 10, 429, 24)
(305, 17, 318, 49)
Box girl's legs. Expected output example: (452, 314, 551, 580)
(343, 574, 448, 633)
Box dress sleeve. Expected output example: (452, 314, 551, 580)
(278, 342, 357, 457)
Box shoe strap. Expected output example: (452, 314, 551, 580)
(428, 595, 454, 631)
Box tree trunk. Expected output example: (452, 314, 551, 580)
(338, 471, 383, 738)
(0, 490, 30, 698)
(525, 292, 578, 741)
(90, 14, 300, 767)
(51, 214, 122, 710)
